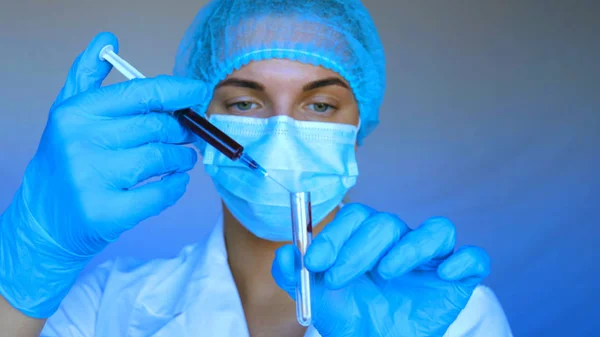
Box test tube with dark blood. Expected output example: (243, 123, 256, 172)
(290, 191, 313, 326)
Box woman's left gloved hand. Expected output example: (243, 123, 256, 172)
(272, 203, 490, 337)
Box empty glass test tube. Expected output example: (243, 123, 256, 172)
(290, 191, 314, 326)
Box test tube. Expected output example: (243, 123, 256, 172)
(290, 191, 313, 326)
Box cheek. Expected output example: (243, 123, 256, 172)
(349, 103, 360, 126)
(203, 102, 213, 117)
(333, 104, 360, 126)
(204, 100, 221, 117)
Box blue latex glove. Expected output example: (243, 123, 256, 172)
(0, 32, 208, 318)
(272, 203, 491, 337)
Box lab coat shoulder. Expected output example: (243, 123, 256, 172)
(41, 241, 211, 337)
(444, 285, 514, 337)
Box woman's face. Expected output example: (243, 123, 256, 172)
(206, 59, 360, 128)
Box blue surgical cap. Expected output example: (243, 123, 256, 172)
(173, 0, 386, 144)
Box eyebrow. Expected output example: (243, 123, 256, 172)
(303, 77, 349, 91)
(215, 78, 265, 91)
(215, 76, 349, 92)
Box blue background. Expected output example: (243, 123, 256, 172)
(1, 1, 598, 336)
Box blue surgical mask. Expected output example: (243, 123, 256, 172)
(201, 115, 359, 241)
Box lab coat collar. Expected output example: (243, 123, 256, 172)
(133, 214, 320, 337)
(125, 214, 247, 337)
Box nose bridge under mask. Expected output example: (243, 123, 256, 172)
(208, 118, 342, 174)
(203, 114, 358, 183)
(244, 130, 309, 169)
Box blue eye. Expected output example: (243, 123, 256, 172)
(230, 101, 258, 111)
(308, 103, 334, 113)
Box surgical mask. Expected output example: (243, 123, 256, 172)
(201, 115, 359, 241)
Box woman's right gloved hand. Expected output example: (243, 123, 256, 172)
(0, 32, 208, 319)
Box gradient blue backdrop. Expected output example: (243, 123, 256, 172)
(1, 1, 598, 336)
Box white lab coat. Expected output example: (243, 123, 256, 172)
(41, 215, 513, 337)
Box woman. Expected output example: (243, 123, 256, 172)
(0, 0, 512, 336)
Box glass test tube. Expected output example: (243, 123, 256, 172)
(290, 191, 314, 327)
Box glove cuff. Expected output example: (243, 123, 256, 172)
(0, 186, 92, 319)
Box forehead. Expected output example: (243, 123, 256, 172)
(225, 59, 346, 82)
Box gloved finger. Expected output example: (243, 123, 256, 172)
(437, 245, 491, 283)
(377, 217, 456, 280)
(323, 212, 410, 289)
(52, 32, 117, 110)
(112, 172, 191, 229)
(93, 113, 196, 149)
(304, 203, 375, 273)
(271, 244, 298, 298)
(104, 143, 198, 189)
(61, 75, 208, 118)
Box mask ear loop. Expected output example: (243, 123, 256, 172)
(339, 117, 362, 209)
